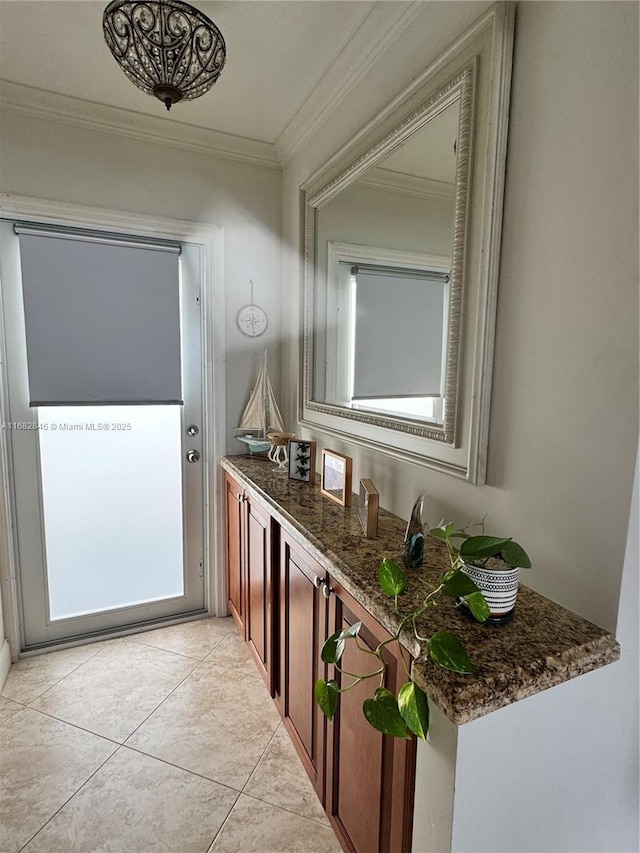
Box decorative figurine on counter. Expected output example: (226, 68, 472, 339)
(404, 492, 429, 568)
(267, 431, 295, 469)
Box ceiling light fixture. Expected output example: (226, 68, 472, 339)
(103, 0, 226, 111)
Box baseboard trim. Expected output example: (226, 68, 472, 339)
(0, 637, 11, 691)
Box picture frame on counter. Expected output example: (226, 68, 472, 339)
(288, 439, 316, 484)
(358, 478, 379, 538)
(321, 449, 352, 507)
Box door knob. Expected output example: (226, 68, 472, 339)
(186, 449, 200, 463)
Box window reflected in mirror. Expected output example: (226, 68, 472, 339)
(312, 99, 459, 427)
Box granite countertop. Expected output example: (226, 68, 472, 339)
(222, 455, 620, 725)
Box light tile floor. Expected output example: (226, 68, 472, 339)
(0, 617, 342, 853)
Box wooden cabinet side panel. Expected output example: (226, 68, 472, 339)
(245, 497, 273, 692)
(327, 581, 416, 853)
(279, 532, 326, 798)
(333, 612, 386, 853)
(224, 474, 244, 631)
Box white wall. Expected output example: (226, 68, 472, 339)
(317, 183, 454, 258)
(0, 108, 284, 451)
(282, 2, 638, 848)
(283, 0, 638, 633)
(452, 443, 639, 853)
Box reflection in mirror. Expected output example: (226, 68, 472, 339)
(301, 3, 514, 483)
(314, 100, 459, 425)
(312, 98, 460, 428)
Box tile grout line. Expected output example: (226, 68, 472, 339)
(2, 642, 109, 706)
(239, 723, 334, 830)
(113, 630, 249, 853)
(12, 630, 237, 852)
(15, 704, 126, 747)
(5, 618, 237, 705)
(11, 633, 233, 757)
(23, 631, 233, 741)
(122, 741, 246, 795)
(17, 741, 122, 853)
(12, 625, 335, 851)
(205, 786, 245, 853)
(120, 632, 235, 745)
(241, 723, 281, 793)
(240, 790, 335, 830)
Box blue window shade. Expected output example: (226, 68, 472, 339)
(16, 228, 182, 406)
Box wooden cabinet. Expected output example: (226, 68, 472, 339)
(225, 469, 415, 853)
(278, 529, 415, 853)
(224, 472, 276, 695)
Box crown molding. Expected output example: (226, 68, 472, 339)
(0, 80, 281, 170)
(358, 167, 455, 200)
(0, 3, 424, 172)
(274, 1, 425, 167)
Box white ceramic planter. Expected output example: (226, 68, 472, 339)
(462, 563, 520, 619)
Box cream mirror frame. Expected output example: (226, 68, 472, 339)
(300, 3, 514, 484)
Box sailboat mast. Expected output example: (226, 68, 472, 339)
(262, 350, 268, 437)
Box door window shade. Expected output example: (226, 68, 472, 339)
(16, 228, 182, 406)
(352, 267, 447, 400)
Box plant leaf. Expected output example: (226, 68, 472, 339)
(460, 535, 512, 562)
(341, 621, 362, 639)
(428, 630, 475, 674)
(379, 558, 406, 598)
(363, 687, 411, 738)
(432, 524, 469, 541)
(501, 540, 531, 569)
(430, 526, 449, 540)
(463, 591, 491, 622)
(321, 630, 345, 664)
(315, 678, 339, 720)
(320, 622, 362, 663)
(442, 570, 480, 598)
(321, 622, 362, 663)
(397, 681, 430, 740)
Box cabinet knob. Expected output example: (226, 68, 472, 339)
(321, 583, 333, 599)
(313, 575, 323, 589)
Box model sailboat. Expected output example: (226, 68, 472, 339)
(236, 352, 286, 454)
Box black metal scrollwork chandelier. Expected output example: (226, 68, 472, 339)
(103, 0, 226, 111)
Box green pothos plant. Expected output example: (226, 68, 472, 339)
(431, 521, 532, 572)
(314, 552, 491, 741)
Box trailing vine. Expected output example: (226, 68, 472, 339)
(315, 522, 530, 740)
(315, 553, 490, 740)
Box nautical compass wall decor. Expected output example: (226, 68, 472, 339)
(236, 280, 268, 337)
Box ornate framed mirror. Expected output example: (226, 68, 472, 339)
(300, 3, 514, 484)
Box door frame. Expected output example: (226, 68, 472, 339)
(0, 193, 227, 661)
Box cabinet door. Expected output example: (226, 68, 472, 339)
(325, 580, 416, 853)
(245, 495, 275, 695)
(224, 473, 244, 630)
(279, 531, 326, 798)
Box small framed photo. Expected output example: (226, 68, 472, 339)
(321, 449, 353, 507)
(358, 479, 379, 538)
(288, 439, 316, 484)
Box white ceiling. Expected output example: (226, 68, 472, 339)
(0, 1, 424, 166)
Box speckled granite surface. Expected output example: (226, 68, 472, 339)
(222, 456, 620, 725)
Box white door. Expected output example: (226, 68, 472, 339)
(0, 222, 207, 650)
